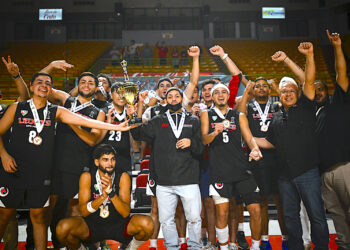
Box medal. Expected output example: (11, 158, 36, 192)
(33, 136, 43, 146)
(144, 97, 150, 105)
(260, 124, 268, 132)
(223, 119, 230, 129)
(100, 205, 109, 218)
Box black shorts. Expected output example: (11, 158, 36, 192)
(250, 153, 279, 196)
(0, 186, 50, 208)
(84, 216, 132, 244)
(210, 175, 260, 206)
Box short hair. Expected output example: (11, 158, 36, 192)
(97, 73, 112, 88)
(165, 87, 183, 99)
(92, 144, 116, 160)
(201, 79, 216, 90)
(77, 72, 98, 87)
(255, 77, 268, 84)
(110, 82, 123, 93)
(30, 72, 53, 85)
(157, 78, 174, 89)
(314, 80, 328, 93)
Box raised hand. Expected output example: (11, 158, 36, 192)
(326, 29, 341, 47)
(271, 51, 287, 62)
(209, 45, 225, 58)
(213, 122, 224, 135)
(138, 91, 149, 103)
(245, 80, 255, 95)
(126, 104, 136, 117)
(187, 46, 200, 58)
(2, 56, 20, 77)
(298, 42, 314, 56)
(106, 107, 115, 124)
(191, 103, 201, 116)
(50, 60, 74, 71)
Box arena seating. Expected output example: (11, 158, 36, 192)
(0, 41, 112, 100)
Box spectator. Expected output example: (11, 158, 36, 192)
(180, 46, 189, 66)
(171, 47, 179, 68)
(110, 46, 121, 66)
(142, 42, 154, 66)
(156, 41, 168, 66)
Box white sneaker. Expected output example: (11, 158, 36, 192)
(229, 242, 239, 250)
(202, 241, 218, 250)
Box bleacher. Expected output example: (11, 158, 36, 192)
(216, 40, 333, 89)
(0, 41, 112, 100)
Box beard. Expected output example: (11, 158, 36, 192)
(98, 165, 115, 175)
(217, 103, 226, 107)
(78, 89, 95, 98)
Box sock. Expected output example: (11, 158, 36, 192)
(128, 238, 145, 249)
(238, 223, 244, 232)
(216, 226, 229, 250)
(261, 235, 269, 241)
(179, 237, 186, 244)
(250, 239, 260, 250)
(282, 235, 288, 241)
(150, 239, 157, 248)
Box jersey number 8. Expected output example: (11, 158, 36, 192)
(28, 130, 37, 144)
(109, 131, 122, 141)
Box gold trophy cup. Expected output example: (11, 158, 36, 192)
(119, 60, 142, 124)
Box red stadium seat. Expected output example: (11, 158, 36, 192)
(134, 170, 151, 207)
(140, 159, 150, 171)
(143, 147, 152, 158)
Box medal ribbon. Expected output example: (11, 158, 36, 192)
(166, 110, 185, 139)
(95, 170, 115, 207)
(70, 98, 92, 113)
(213, 106, 231, 120)
(253, 99, 271, 126)
(29, 99, 49, 134)
(112, 106, 126, 121)
(98, 84, 108, 98)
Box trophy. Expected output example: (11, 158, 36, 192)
(118, 60, 142, 124)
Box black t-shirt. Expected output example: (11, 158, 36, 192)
(266, 93, 319, 179)
(0, 101, 58, 188)
(100, 106, 131, 172)
(54, 96, 100, 174)
(316, 83, 350, 173)
(207, 108, 250, 183)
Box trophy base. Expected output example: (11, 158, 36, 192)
(130, 117, 142, 125)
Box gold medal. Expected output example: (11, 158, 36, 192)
(223, 119, 230, 129)
(33, 136, 43, 146)
(100, 205, 109, 218)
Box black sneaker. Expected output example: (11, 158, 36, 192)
(236, 231, 249, 249)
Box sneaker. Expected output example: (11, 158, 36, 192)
(202, 241, 218, 250)
(201, 237, 209, 247)
(259, 240, 272, 250)
(180, 243, 188, 250)
(236, 231, 249, 249)
(229, 242, 239, 250)
(282, 240, 288, 250)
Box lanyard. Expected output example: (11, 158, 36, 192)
(95, 170, 115, 206)
(253, 100, 271, 125)
(29, 99, 48, 134)
(213, 106, 231, 120)
(71, 98, 91, 113)
(166, 110, 186, 139)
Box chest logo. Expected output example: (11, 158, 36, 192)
(0, 187, 9, 197)
(155, 110, 160, 115)
(212, 116, 217, 121)
(21, 110, 28, 116)
(214, 182, 224, 189)
(149, 179, 156, 187)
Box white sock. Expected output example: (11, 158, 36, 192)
(261, 235, 269, 241)
(179, 237, 186, 244)
(216, 226, 229, 250)
(128, 238, 145, 249)
(250, 239, 260, 250)
(238, 222, 244, 232)
(150, 239, 157, 248)
(282, 235, 288, 241)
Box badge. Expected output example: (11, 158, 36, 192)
(33, 136, 43, 146)
(214, 182, 224, 189)
(223, 120, 230, 129)
(0, 187, 9, 197)
(100, 206, 109, 218)
(149, 179, 155, 187)
(260, 124, 268, 132)
(21, 110, 28, 116)
(155, 110, 160, 115)
(212, 116, 217, 121)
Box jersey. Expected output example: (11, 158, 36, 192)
(207, 107, 249, 183)
(0, 101, 58, 188)
(101, 105, 131, 172)
(92, 99, 109, 114)
(85, 167, 128, 224)
(54, 96, 100, 174)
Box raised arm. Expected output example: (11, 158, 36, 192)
(40, 60, 74, 74)
(327, 30, 348, 92)
(184, 46, 200, 100)
(239, 113, 262, 161)
(236, 81, 255, 113)
(298, 42, 315, 100)
(271, 51, 305, 85)
(2, 56, 30, 101)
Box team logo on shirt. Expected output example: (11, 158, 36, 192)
(230, 117, 235, 124)
(161, 123, 169, 127)
(214, 182, 224, 189)
(21, 110, 28, 116)
(212, 116, 217, 121)
(94, 184, 99, 191)
(149, 179, 156, 187)
(89, 111, 95, 118)
(0, 187, 9, 197)
(155, 110, 160, 115)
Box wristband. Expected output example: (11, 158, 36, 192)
(221, 53, 228, 60)
(283, 56, 288, 62)
(87, 201, 97, 213)
(12, 73, 21, 79)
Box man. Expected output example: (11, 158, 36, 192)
(56, 144, 153, 250)
(255, 42, 329, 250)
(238, 78, 288, 249)
(0, 72, 132, 250)
(142, 42, 154, 66)
(315, 30, 350, 249)
(132, 87, 204, 250)
(201, 83, 262, 250)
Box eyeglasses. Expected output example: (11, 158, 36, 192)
(280, 89, 297, 95)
